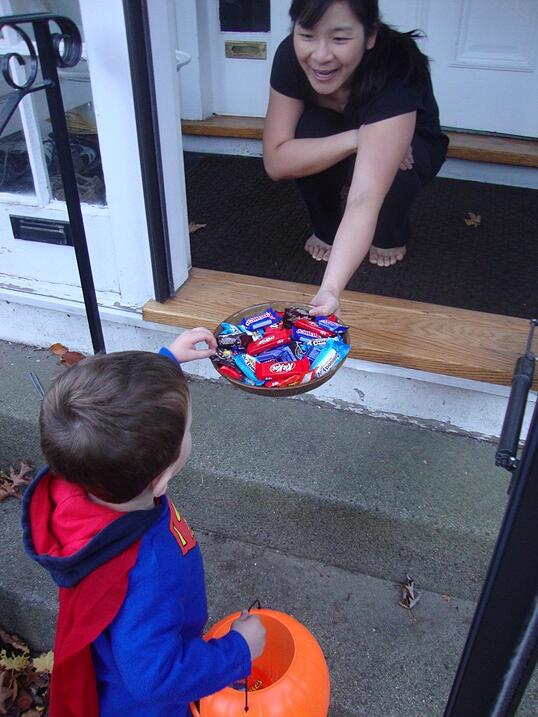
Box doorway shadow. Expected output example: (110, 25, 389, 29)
(185, 152, 538, 320)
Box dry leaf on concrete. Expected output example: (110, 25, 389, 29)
(60, 351, 86, 367)
(49, 342, 68, 357)
(399, 574, 422, 610)
(49, 343, 85, 366)
(464, 211, 481, 228)
(0, 628, 51, 716)
(188, 222, 207, 234)
(0, 461, 33, 502)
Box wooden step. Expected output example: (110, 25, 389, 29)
(181, 115, 538, 168)
(143, 268, 537, 389)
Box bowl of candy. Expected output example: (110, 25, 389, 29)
(211, 303, 351, 397)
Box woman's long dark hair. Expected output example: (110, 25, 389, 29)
(289, 0, 431, 104)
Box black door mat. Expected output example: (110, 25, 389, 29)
(185, 153, 538, 320)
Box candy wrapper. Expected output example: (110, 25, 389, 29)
(212, 303, 351, 395)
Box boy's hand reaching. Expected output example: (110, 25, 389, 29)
(231, 611, 266, 661)
(168, 327, 217, 363)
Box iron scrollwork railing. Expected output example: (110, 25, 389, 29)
(0, 13, 105, 353)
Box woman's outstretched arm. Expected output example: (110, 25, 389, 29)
(310, 111, 417, 316)
(263, 88, 358, 181)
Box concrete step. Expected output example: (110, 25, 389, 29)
(0, 342, 510, 603)
(178, 379, 508, 603)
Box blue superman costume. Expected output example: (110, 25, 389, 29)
(21, 467, 251, 717)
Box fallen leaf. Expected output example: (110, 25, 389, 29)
(60, 351, 86, 367)
(442, 594, 451, 603)
(49, 343, 68, 357)
(31, 652, 53, 674)
(399, 574, 422, 610)
(464, 211, 481, 228)
(14, 686, 33, 711)
(0, 629, 27, 655)
(188, 221, 207, 234)
(0, 462, 33, 502)
(0, 628, 52, 716)
(0, 670, 15, 714)
(0, 649, 30, 671)
(9, 461, 33, 488)
(0, 482, 17, 502)
(49, 343, 86, 366)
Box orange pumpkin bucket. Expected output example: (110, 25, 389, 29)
(190, 609, 330, 716)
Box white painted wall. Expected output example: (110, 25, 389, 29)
(176, 0, 213, 120)
(147, 0, 191, 289)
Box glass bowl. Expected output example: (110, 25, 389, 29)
(212, 302, 350, 397)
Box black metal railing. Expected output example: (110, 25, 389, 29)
(444, 322, 537, 716)
(0, 13, 105, 353)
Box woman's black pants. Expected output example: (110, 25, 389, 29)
(294, 107, 428, 249)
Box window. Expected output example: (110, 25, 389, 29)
(0, 0, 106, 205)
(219, 0, 270, 33)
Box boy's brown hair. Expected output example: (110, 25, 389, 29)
(40, 352, 190, 503)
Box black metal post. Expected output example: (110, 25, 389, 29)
(0, 14, 105, 354)
(443, 396, 538, 715)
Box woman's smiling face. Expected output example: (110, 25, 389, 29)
(293, 0, 376, 97)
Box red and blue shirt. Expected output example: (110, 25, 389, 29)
(22, 469, 251, 717)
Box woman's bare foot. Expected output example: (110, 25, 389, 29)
(369, 245, 407, 267)
(304, 234, 332, 262)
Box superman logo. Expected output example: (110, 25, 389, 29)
(168, 499, 197, 556)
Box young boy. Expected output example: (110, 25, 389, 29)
(21, 328, 266, 717)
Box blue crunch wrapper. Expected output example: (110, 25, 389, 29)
(291, 326, 321, 342)
(305, 342, 325, 364)
(310, 339, 338, 370)
(241, 307, 281, 332)
(256, 346, 293, 363)
(220, 322, 241, 335)
(315, 317, 350, 334)
(233, 353, 265, 386)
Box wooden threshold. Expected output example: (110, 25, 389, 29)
(144, 268, 537, 389)
(181, 115, 538, 169)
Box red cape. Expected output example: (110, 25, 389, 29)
(51, 540, 140, 717)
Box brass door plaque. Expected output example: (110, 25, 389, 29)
(225, 41, 267, 60)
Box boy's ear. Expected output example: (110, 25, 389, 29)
(151, 468, 171, 498)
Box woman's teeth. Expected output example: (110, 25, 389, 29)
(313, 69, 337, 80)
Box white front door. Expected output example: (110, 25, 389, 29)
(381, 0, 538, 138)
(177, 0, 290, 120)
(184, 0, 537, 137)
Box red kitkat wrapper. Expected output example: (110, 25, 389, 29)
(247, 328, 291, 356)
(293, 318, 333, 337)
(255, 357, 310, 380)
(265, 374, 301, 388)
